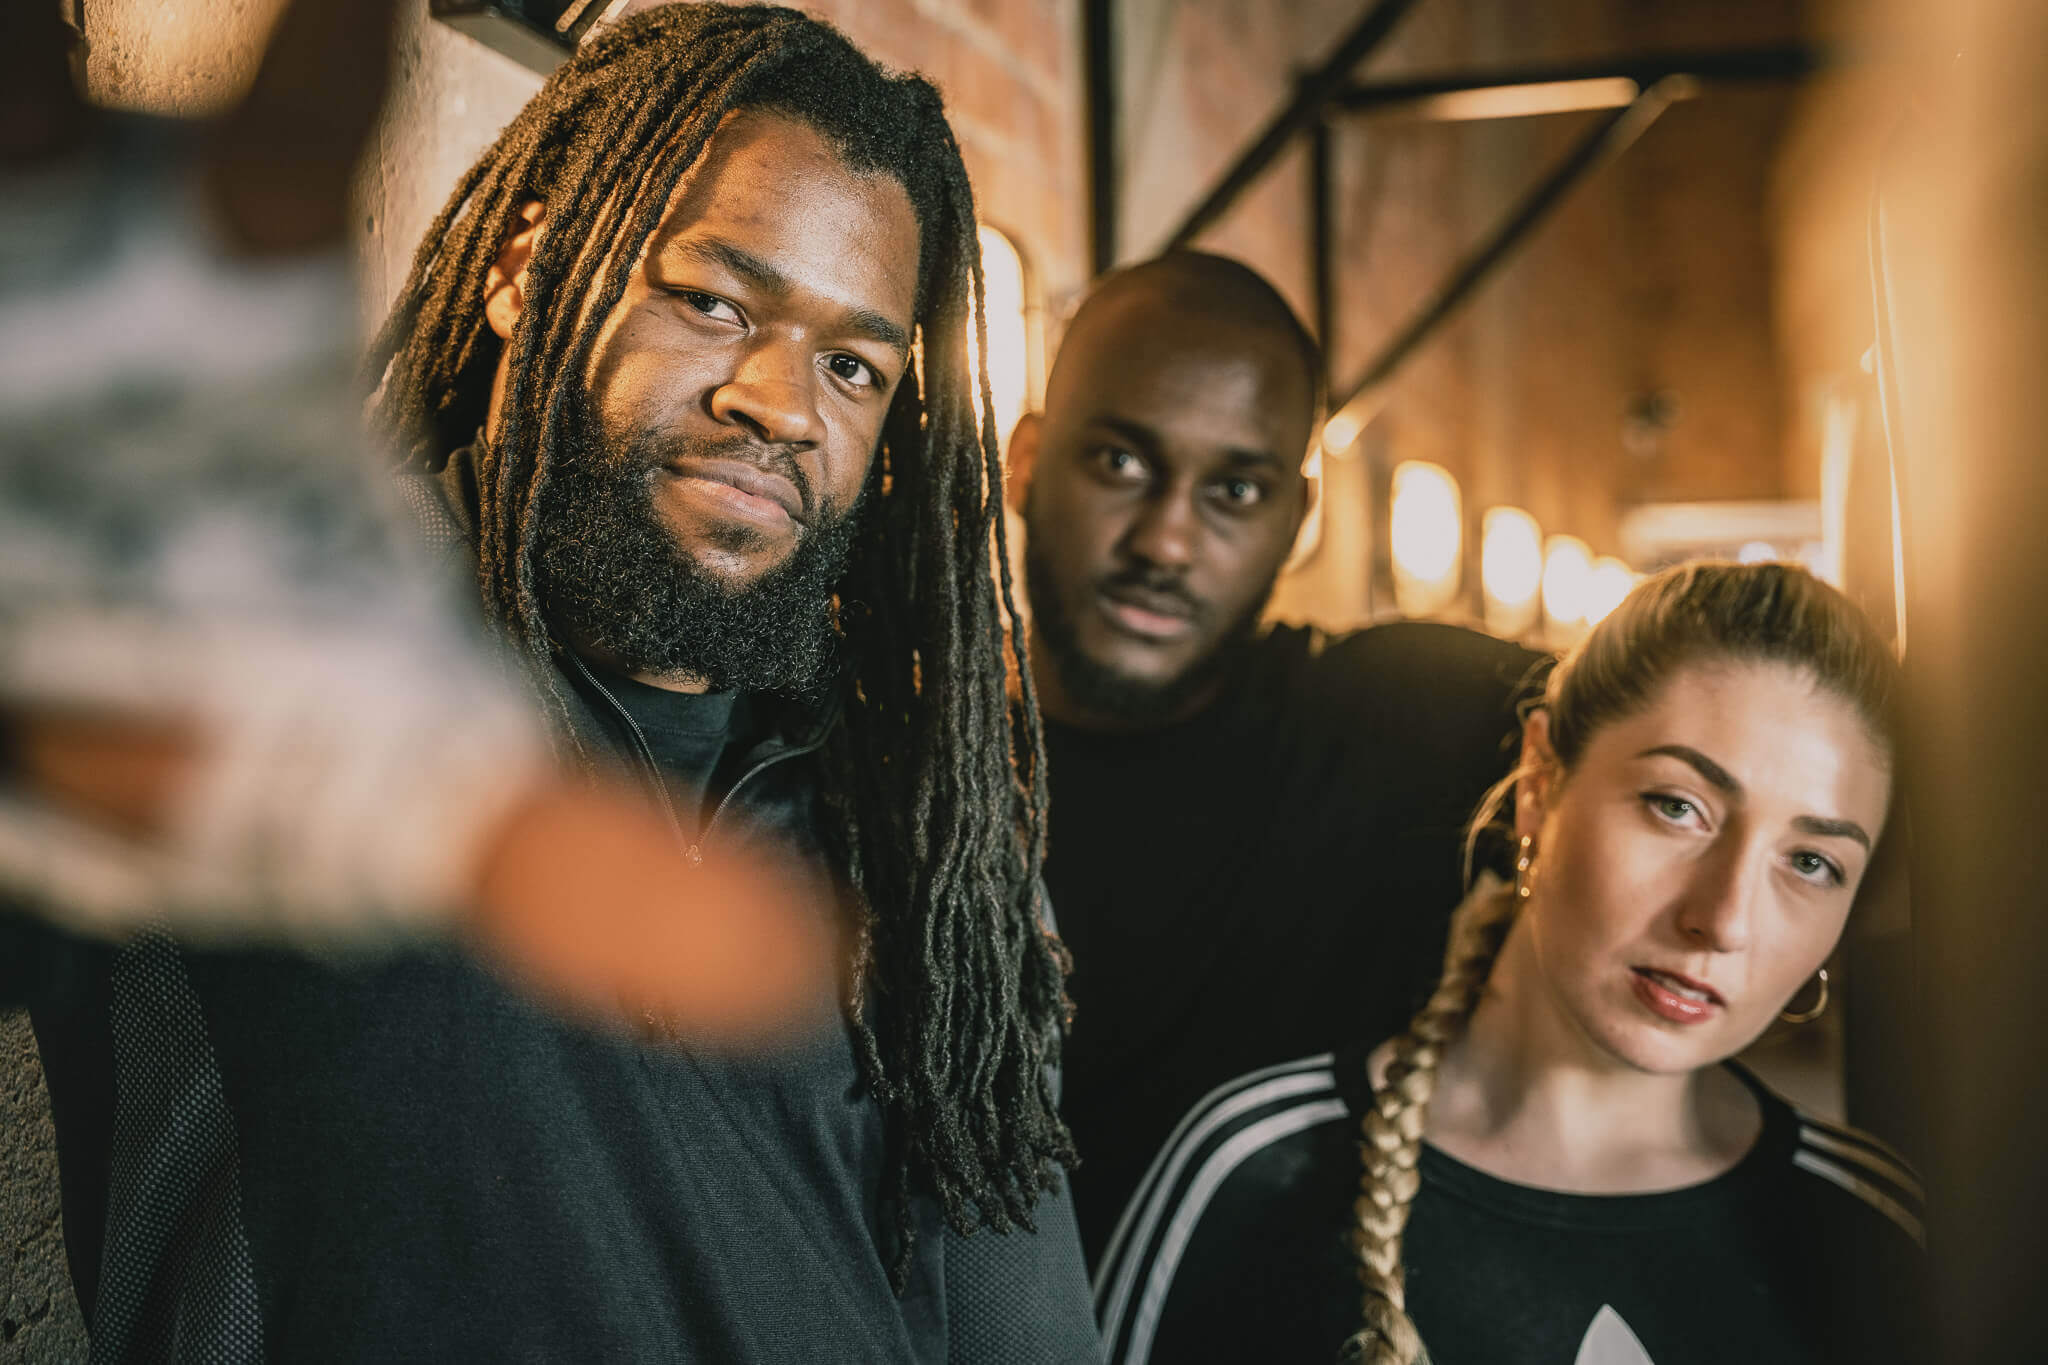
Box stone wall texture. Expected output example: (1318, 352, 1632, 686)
(2, 1014, 86, 1365)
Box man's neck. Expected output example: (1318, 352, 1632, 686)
(1028, 626, 1223, 734)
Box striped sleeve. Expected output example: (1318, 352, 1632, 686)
(1093, 1053, 1348, 1365)
(1789, 1108, 1927, 1249)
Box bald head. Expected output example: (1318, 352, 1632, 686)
(1013, 252, 1320, 730)
(1047, 252, 1322, 427)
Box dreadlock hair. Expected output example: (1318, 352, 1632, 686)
(365, 3, 1072, 1281)
(1339, 560, 1902, 1364)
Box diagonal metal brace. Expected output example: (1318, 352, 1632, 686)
(1163, 0, 1427, 253)
(1321, 78, 1688, 453)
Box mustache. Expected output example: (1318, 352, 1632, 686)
(1097, 565, 1204, 623)
(613, 430, 820, 523)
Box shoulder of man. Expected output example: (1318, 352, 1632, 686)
(389, 442, 481, 576)
(1309, 620, 1546, 696)
(1258, 620, 1546, 740)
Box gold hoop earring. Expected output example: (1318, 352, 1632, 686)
(1515, 835, 1535, 901)
(1779, 968, 1829, 1024)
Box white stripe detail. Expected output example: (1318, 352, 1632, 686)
(1797, 1124, 1926, 1205)
(1793, 1151, 1927, 1248)
(1795, 1108, 1917, 1173)
(1112, 1097, 1351, 1365)
(1093, 1051, 1335, 1311)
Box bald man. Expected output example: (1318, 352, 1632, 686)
(1008, 252, 1544, 1267)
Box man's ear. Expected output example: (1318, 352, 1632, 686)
(483, 200, 547, 342)
(1513, 708, 1558, 842)
(1004, 411, 1042, 515)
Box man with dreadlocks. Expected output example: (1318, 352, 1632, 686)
(2, 4, 1093, 1361)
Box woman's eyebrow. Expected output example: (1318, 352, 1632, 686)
(1636, 744, 1741, 796)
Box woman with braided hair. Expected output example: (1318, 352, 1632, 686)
(1094, 561, 1928, 1364)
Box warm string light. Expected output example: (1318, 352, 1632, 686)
(1390, 461, 1462, 616)
(1379, 471, 1638, 641)
(1481, 506, 1544, 637)
(1585, 555, 1638, 626)
(967, 225, 1029, 453)
(1541, 534, 1595, 642)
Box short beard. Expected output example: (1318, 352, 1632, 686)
(1023, 531, 1267, 727)
(531, 400, 863, 697)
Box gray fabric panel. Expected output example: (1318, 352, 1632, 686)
(91, 932, 262, 1364)
(944, 1179, 1103, 1364)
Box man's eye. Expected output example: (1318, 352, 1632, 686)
(825, 353, 877, 389)
(1214, 477, 1265, 507)
(678, 291, 741, 324)
(1788, 850, 1845, 887)
(1095, 447, 1145, 480)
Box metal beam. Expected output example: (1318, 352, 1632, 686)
(1309, 108, 1337, 397)
(1321, 79, 1686, 454)
(1083, 0, 1118, 275)
(430, 0, 628, 75)
(1164, 0, 1426, 253)
(1333, 45, 1825, 122)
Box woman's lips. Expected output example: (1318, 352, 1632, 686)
(1630, 966, 1724, 1024)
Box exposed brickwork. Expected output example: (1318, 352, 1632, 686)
(808, 0, 1088, 312)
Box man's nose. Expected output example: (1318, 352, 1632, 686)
(1123, 486, 1199, 571)
(709, 341, 823, 447)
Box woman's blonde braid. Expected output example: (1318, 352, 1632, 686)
(1338, 873, 1522, 1364)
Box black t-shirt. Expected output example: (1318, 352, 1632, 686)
(1095, 1048, 1929, 1364)
(1043, 622, 1542, 1265)
(597, 668, 746, 840)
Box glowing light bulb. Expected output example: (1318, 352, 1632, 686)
(1542, 535, 1594, 640)
(1585, 556, 1637, 626)
(1390, 462, 1462, 616)
(968, 225, 1029, 453)
(1480, 506, 1543, 637)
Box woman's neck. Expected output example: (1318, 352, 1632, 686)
(1412, 918, 1760, 1194)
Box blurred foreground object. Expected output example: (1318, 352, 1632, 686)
(1829, 0, 2048, 1351)
(0, 0, 830, 1040)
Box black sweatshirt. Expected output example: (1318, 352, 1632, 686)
(5, 628, 1097, 1365)
(1044, 621, 1543, 1266)
(1095, 1048, 1928, 1364)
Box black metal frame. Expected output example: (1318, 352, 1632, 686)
(1080, 0, 1829, 449)
(1323, 79, 1686, 439)
(427, 0, 615, 74)
(1083, 0, 1119, 275)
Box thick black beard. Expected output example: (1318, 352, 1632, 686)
(1022, 531, 1267, 728)
(532, 403, 863, 696)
